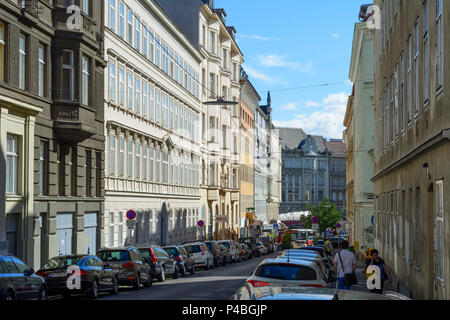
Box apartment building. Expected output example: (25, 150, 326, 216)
(373, 0, 449, 299)
(326, 139, 347, 214)
(267, 125, 282, 223)
(345, 13, 375, 253)
(158, 0, 243, 241)
(0, 0, 106, 269)
(238, 67, 257, 237)
(104, 0, 203, 247)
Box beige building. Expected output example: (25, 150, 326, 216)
(345, 17, 375, 256)
(373, 0, 449, 299)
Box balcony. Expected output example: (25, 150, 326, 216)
(52, 102, 97, 143)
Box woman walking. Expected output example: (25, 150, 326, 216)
(366, 249, 392, 294)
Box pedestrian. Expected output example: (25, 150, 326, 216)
(365, 249, 392, 294)
(333, 240, 356, 290)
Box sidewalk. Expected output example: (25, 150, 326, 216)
(351, 261, 393, 293)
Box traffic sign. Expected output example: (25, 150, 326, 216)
(126, 220, 135, 229)
(126, 210, 137, 220)
(312, 223, 319, 230)
(197, 220, 205, 228)
(312, 216, 319, 224)
(336, 223, 342, 229)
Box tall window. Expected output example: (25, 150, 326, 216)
(82, 55, 90, 105)
(127, 139, 133, 178)
(135, 76, 141, 114)
(209, 31, 214, 54)
(109, 212, 114, 247)
(414, 19, 420, 116)
(222, 48, 227, 69)
(119, 137, 124, 176)
(209, 73, 215, 98)
(222, 125, 227, 149)
(143, 144, 147, 180)
(109, 61, 116, 102)
(149, 32, 155, 63)
(156, 91, 161, 123)
(38, 44, 45, 97)
(39, 141, 48, 195)
(118, 2, 125, 39)
(169, 100, 174, 130)
(423, 0, 430, 106)
(407, 36, 412, 124)
(143, 27, 148, 58)
(135, 18, 140, 51)
(109, 135, 116, 176)
(150, 86, 154, 120)
(127, 72, 133, 109)
(149, 146, 154, 181)
(62, 50, 74, 101)
(435, 180, 445, 281)
(127, 8, 133, 46)
(155, 36, 160, 67)
(435, 0, 443, 92)
(6, 135, 18, 195)
(163, 150, 168, 184)
(0, 22, 5, 82)
(81, 0, 90, 15)
(155, 149, 160, 182)
(143, 82, 148, 118)
(19, 34, 26, 90)
(85, 150, 91, 197)
(135, 141, 140, 179)
(162, 94, 168, 127)
(109, 0, 116, 31)
(118, 212, 123, 245)
(119, 67, 125, 105)
(400, 51, 405, 132)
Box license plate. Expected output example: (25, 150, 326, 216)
(49, 272, 67, 278)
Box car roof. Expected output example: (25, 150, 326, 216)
(48, 254, 88, 259)
(97, 247, 135, 251)
(183, 242, 204, 246)
(261, 258, 316, 267)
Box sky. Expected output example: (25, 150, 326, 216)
(215, 0, 367, 139)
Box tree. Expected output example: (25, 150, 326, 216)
(281, 232, 293, 250)
(305, 198, 342, 233)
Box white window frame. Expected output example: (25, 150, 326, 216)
(82, 55, 90, 105)
(109, 0, 116, 31)
(119, 136, 124, 176)
(119, 66, 125, 106)
(135, 140, 141, 179)
(135, 76, 141, 114)
(127, 139, 133, 178)
(109, 134, 116, 176)
(414, 18, 420, 117)
(143, 81, 148, 118)
(19, 34, 26, 90)
(135, 17, 141, 52)
(109, 61, 116, 102)
(435, 0, 444, 93)
(127, 72, 133, 109)
(6, 134, 19, 195)
(118, 2, 125, 39)
(38, 44, 45, 97)
(435, 179, 445, 282)
(127, 8, 133, 46)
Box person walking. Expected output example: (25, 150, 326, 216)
(333, 240, 356, 290)
(366, 249, 392, 294)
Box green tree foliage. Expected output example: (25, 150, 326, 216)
(305, 198, 342, 233)
(281, 232, 293, 250)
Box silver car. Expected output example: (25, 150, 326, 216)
(183, 242, 214, 270)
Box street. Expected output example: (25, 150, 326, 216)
(98, 254, 277, 300)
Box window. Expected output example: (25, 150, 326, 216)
(156, 90, 161, 124)
(119, 137, 124, 176)
(127, 139, 133, 178)
(162, 94, 168, 127)
(143, 27, 148, 58)
(135, 141, 140, 179)
(209, 31, 214, 54)
(82, 55, 90, 105)
(436, 0, 443, 92)
(38, 44, 46, 97)
(6, 135, 18, 195)
(407, 36, 412, 124)
(81, 0, 90, 15)
(39, 141, 48, 195)
(143, 82, 148, 118)
(143, 144, 147, 180)
(435, 180, 444, 281)
(85, 150, 91, 197)
(109, 61, 116, 102)
(222, 125, 227, 149)
(394, 65, 399, 137)
(118, 212, 123, 245)
(135, 76, 141, 114)
(135, 18, 140, 51)
(175, 55, 179, 83)
(109, 0, 116, 31)
(222, 48, 227, 69)
(119, 2, 125, 39)
(0, 22, 5, 82)
(119, 67, 125, 105)
(169, 99, 174, 130)
(400, 51, 405, 132)
(149, 146, 154, 181)
(155, 36, 160, 67)
(163, 150, 168, 184)
(155, 149, 160, 182)
(127, 72, 133, 109)
(414, 19, 420, 116)
(109, 135, 116, 176)
(209, 73, 215, 97)
(19, 34, 26, 90)
(149, 32, 155, 63)
(127, 9, 133, 46)
(109, 212, 114, 247)
(150, 86, 154, 120)
(423, 0, 430, 106)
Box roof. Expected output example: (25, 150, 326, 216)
(325, 139, 346, 156)
(277, 127, 307, 149)
(261, 258, 316, 267)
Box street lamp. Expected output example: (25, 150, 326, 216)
(203, 97, 238, 106)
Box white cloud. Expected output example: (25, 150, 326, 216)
(273, 92, 349, 139)
(257, 54, 315, 75)
(279, 103, 297, 111)
(243, 66, 288, 85)
(238, 34, 281, 41)
(331, 33, 341, 39)
(305, 101, 321, 108)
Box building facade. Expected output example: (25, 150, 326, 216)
(238, 67, 257, 237)
(326, 139, 347, 213)
(373, 0, 449, 299)
(104, 0, 203, 248)
(345, 17, 375, 254)
(1, 0, 106, 269)
(254, 102, 269, 223)
(279, 128, 330, 214)
(158, 0, 243, 241)
(267, 125, 282, 223)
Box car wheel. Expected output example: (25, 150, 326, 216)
(172, 265, 179, 279)
(180, 264, 187, 277)
(89, 279, 99, 299)
(5, 290, 15, 301)
(39, 286, 47, 300)
(110, 277, 119, 295)
(158, 266, 166, 282)
(133, 273, 141, 290)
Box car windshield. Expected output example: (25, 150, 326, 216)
(255, 264, 317, 281)
(138, 249, 150, 259)
(185, 245, 201, 253)
(220, 242, 230, 249)
(163, 247, 179, 257)
(97, 250, 130, 262)
(41, 256, 84, 270)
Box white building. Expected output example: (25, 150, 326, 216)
(103, 0, 203, 247)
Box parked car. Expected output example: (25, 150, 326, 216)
(218, 240, 240, 263)
(163, 246, 195, 276)
(298, 246, 333, 267)
(276, 255, 330, 281)
(96, 247, 152, 289)
(219, 244, 233, 264)
(36, 254, 118, 299)
(183, 242, 214, 270)
(231, 285, 410, 300)
(258, 237, 275, 253)
(205, 241, 227, 267)
(240, 237, 260, 257)
(138, 246, 179, 282)
(240, 243, 253, 260)
(0, 254, 46, 300)
(256, 242, 268, 255)
(247, 258, 328, 289)
(236, 243, 248, 261)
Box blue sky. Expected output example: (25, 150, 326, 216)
(215, 0, 367, 139)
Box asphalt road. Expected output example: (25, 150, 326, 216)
(99, 253, 278, 300)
